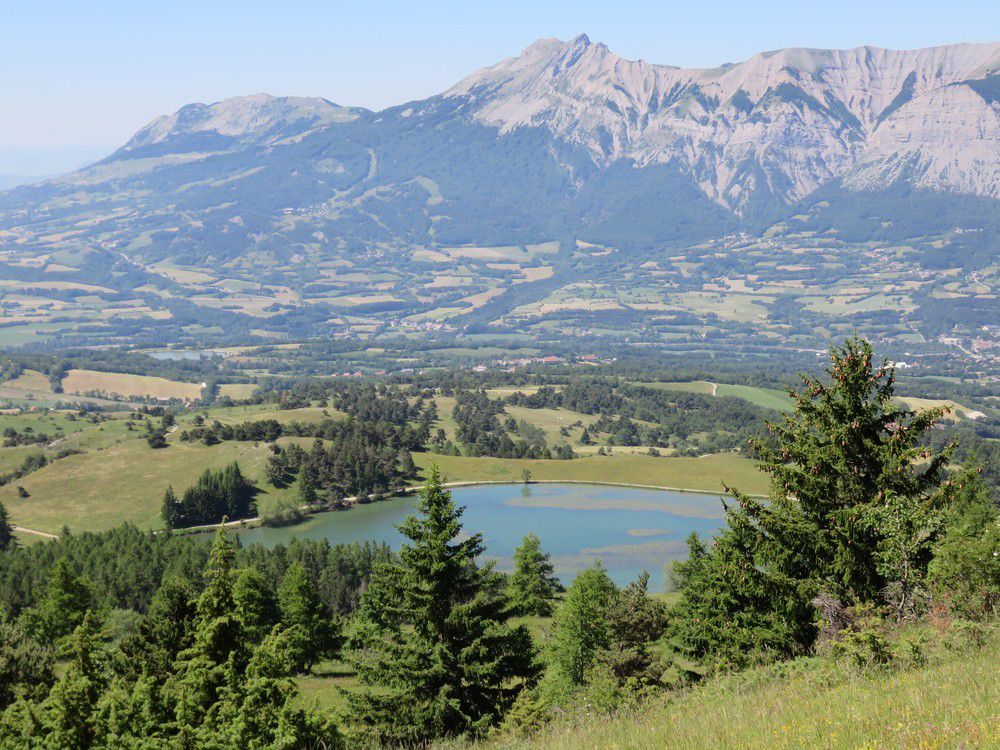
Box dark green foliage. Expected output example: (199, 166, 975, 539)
(670, 338, 959, 669)
(233, 566, 281, 645)
(669, 528, 800, 669)
(598, 572, 669, 686)
(547, 563, 618, 685)
(115, 577, 197, 679)
(506, 533, 562, 617)
(347, 465, 539, 744)
(506, 378, 776, 455)
(453, 389, 551, 458)
(146, 429, 168, 449)
(278, 562, 339, 672)
(0, 530, 341, 749)
(0, 502, 14, 552)
(160, 486, 179, 530)
(0, 617, 54, 710)
(928, 472, 999, 618)
(0, 524, 390, 625)
(18, 558, 95, 643)
(162, 462, 255, 528)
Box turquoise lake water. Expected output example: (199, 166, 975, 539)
(236, 483, 727, 590)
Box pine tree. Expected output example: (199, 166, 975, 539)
(173, 528, 243, 729)
(43, 611, 105, 749)
(398, 448, 416, 477)
(671, 338, 958, 667)
(234, 567, 281, 645)
(28, 558, 94, 642)
(347, 465, 539, 744)
(599, 572, 669, 686)
(506, 533, 561, 616)
(278, 562, 338, 672)
(212, 625, 341, 748)
(161, 486, 179, 529)
(548, 563, 618, 685)
(117, 577, 196, 679)
(0, 501, 15, 552)
(297, 468, 317, 504)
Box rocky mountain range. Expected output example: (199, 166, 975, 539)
(3, 36, 998, 251)
(450, 36, 1000, 209)
(0, 36, 997, 353)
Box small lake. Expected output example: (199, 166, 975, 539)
(237, 483, 727, 590)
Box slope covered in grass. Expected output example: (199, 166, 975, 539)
(466, 634, 998, 750)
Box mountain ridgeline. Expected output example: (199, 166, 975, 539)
(0, 36, 997, 353)
(4, 37, 999, 254)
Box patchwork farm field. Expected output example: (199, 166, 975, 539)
(61, 369, 205, 400)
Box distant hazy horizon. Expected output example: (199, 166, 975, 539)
(2, 0, 998, 175)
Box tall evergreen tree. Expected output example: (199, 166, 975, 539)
(506, 533, 562, 616)
(547, 563, 618, 685)
(671, 338, 958, 667)
(278, 562, 338, 672)
(117, 576, 196, 679)
(23, 557, 94, 642)
(41, 611, 105, 749)
(0, 501, 15, 552)
(347, 465, 539, 744)
(161, 486, 179, 530)
(173, 528, 243, 730)
(233, 567, 281, 646)
(599, 572, 669, 686)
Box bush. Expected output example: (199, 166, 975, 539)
(259, 500, 305, 528)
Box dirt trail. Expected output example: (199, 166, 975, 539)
(13, 525, 58, 540)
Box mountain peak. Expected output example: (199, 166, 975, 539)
(446, 37, 1000, 208)
(118, 94, 359, 154)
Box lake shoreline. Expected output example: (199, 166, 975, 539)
(172, 477, 761, 536)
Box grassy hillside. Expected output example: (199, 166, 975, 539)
(636, 380, 795, 411)
(0, 393, 765, 534)
(460, 635, 999, 750)
(413, 452, 766, 496)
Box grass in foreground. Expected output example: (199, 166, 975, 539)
(468, 636, 999, 750)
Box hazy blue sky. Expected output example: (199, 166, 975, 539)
(2, 0, 997, 174)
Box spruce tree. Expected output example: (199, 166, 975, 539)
(278, 562, 338, 672)
(29, 558, 94, 642)
(506, 532, 562, 616)
(548, 563, 618, 684)
(0, 501, 15, 552)
(43, 611, 105, 749)
(117, 577, 196, 679)
(297, 468, 317, 504)
(161, 486, 179, 529)
(347, 465, 538, 744)
(671, 338, 958, 666)
(234, 567, 281, 646)
(173, 528, 243, 729)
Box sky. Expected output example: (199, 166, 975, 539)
(2, 0, 997, 175)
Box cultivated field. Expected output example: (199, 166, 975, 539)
(61, 369, 204, 401)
